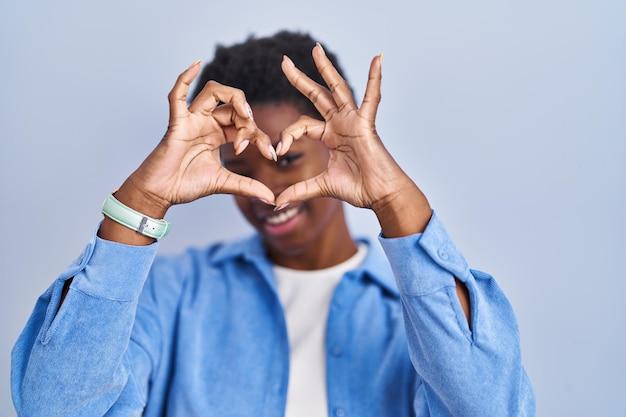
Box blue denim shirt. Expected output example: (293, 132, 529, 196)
(12, 211, 535, 416)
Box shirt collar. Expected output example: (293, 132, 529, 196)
(210, 233, 399, 297)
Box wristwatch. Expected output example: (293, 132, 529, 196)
(101, 194, 171, 239)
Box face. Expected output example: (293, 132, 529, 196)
(221, 103, 352, 268)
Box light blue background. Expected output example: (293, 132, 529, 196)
(1, 1, 624, 416)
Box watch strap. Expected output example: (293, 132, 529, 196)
(101, 194, 171, 239)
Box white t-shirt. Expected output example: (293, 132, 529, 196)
(273, 244, 368, 417)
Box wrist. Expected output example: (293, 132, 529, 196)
(114, 180, 171, 220)
(371, 183, 432, 238)
(102, 194, 170, 239)
(97, 182, 171, 246)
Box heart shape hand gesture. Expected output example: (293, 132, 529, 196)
(107, 43, 431, 244)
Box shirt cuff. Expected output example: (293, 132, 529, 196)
(378, 210, 470, 296)
(59, 223, 160, 301)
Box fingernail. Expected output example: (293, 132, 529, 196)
(188, 59, 202, 69)
(316, 42, 326, 55)
(274, 203, 290, 211)
(275, 141, 283, 156)
(246, 102, 253, 120)
(259, 198, 274, 206)
(283, 55, 295, 67)
(268, 144, 277, 162)
(236, 139, 250, 155)
(379, 52, 384, 64)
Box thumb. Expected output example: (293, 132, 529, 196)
(274, 176, 325, 209)
(217, 168, 276, 204)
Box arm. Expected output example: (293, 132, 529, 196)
(275, 44, 534, 415)
(12, 61, 278, 416)
(368, 175, 472, 326)
(277, 44, 472, 325)
(11, 233, 159, 416)
(379, 212, 535, 416)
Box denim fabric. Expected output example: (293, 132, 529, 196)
(12, 211, 535, 416)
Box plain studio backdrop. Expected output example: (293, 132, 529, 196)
(1, 1, 624, 416)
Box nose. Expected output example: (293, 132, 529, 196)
(254, 162, 289, 196)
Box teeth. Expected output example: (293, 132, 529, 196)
(266, 207, 299, 225)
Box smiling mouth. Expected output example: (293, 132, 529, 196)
(264, 206, 301, 225)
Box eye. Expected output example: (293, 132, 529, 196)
(277, 153, 302, 167)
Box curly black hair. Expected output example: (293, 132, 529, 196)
(190, 30, 350, 119)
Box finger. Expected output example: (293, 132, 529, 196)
(213, 106, 276, 161)
(359, 54, 383, 122)
(220, 126, 249, 155)
(312, 43, 357, 112)
(277, 115, 325, 156)
(217, 167, 276, 204)
(274, 175, 326, 208)
(168, 60, 202, 120)
(281, 55, 337, 120)
(189, 80, 253, 121)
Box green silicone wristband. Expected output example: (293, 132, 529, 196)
(101, 194, 171, 239)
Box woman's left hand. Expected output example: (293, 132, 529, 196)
(275, 44, 431, 235)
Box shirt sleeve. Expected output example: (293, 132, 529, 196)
(378, 211, 536, 417)
(11, 225, 159, 417)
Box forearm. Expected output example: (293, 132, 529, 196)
(12, 233, 158, 416)
(15, 288, 141, 415)
(371, 179, 432, 238)
(380, 214, 535, 415)
(402, 274, 534, 416)
(371, 178, 471, 322)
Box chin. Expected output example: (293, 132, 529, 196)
(263, 232, 314, 258)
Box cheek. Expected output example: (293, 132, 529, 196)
(234, 197, 256, 223)
(309, 197, 341, 222)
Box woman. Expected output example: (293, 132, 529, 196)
(12, 31, 535, 416)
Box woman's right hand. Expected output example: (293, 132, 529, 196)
(99, 61, 277, 244)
